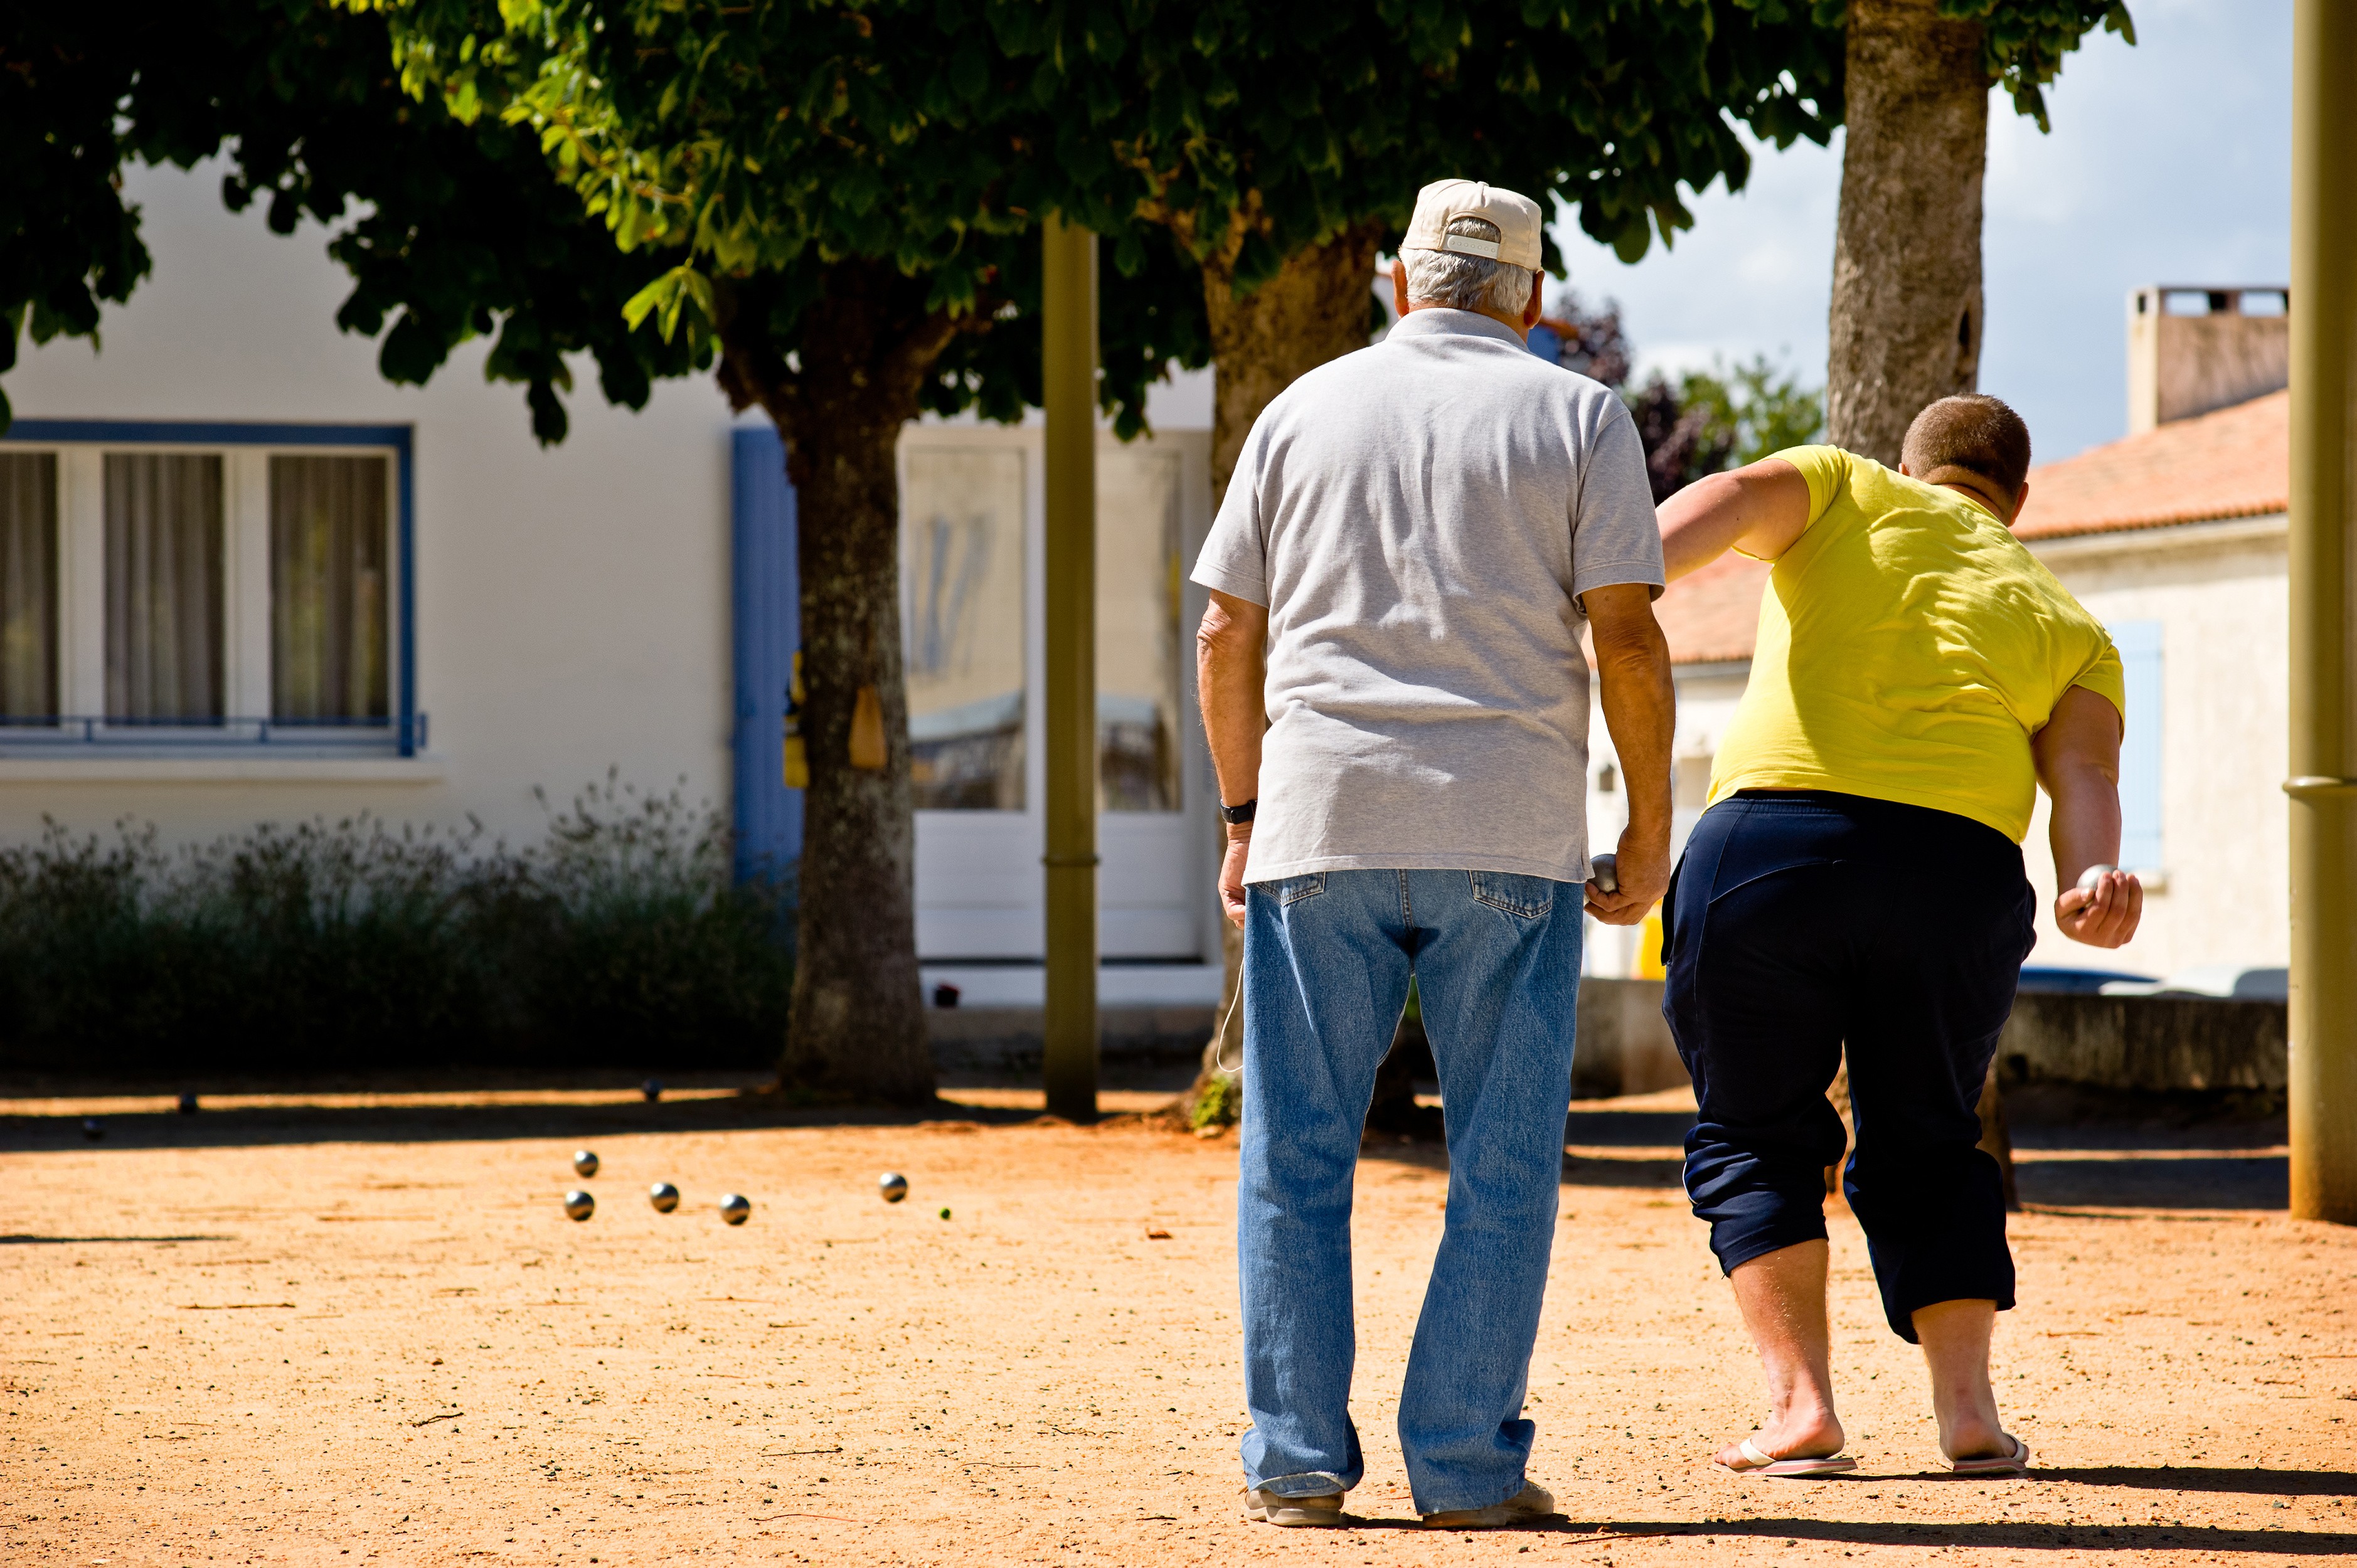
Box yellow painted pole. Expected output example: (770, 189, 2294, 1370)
(1041, 213, 1100, 1121)
(2285, 0, 2357, 1224)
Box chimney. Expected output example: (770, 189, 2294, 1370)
(2126, 285, 2290, 433)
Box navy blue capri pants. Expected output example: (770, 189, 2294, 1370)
(1662, 790, 2035, 1341)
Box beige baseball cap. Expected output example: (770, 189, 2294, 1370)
(1402, 179, 1543, 271)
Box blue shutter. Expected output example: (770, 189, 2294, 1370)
(2109, 619, 2163, 870)
(732, 426, 802, 882)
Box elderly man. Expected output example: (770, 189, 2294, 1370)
(1192, 178, 1677, 1530)
(1655, 395, 2142, 1479)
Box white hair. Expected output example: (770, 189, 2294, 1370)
(1400, 215, 1536, 317)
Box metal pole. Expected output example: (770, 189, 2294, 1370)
(1041, 212, 1100, 1121)
(2286, 0, 2357, 1224)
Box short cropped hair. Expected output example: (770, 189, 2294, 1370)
(1401, 216, 1535, 317)
(1901, 395, 2033, 495)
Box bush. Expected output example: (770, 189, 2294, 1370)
(0, 774, 794, 1074)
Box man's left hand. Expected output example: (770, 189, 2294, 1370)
(1585, 832, 1669, 924)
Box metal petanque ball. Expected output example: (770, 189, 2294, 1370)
(879, 1172, 909, 1204)
(2077, 863, 2117, 895)
(563, 1190, 595, 1222)
(177, 1093, 200, 1116)
(572, 1149, 600, 1179)
(1588, 854, 1618, 894)
(641, 1078, 664, 1103)
(81, 1117, 102, 1142)
(719, 1194, 751, 1226)
(648, 1182, 681, 1214)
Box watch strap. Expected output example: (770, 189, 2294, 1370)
(1218, 797, 1257, 825)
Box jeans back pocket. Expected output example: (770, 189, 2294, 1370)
(1467, 870, 1555, 919)
(1274, 872, 1327, 907)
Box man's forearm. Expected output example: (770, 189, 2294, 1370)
(1595, 626, 1676, 845)
(2045, 760, 2123, 889)
(1196, 596, 1268, 808)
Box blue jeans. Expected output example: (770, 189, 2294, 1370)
(1237, 867, 1583, 1515)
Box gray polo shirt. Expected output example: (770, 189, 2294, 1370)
(1191, 307, 1663, 886)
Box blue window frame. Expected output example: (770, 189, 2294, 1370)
(0, 419, 420, 756)
(2109, 618, 2164, 869)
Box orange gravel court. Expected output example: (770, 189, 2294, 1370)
(3, 1078, 2352, 1566)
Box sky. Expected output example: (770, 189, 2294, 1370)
(1546, 0, 2293, 463)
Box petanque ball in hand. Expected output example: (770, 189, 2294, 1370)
(2077, 863, 2117, 894)
(648, 1182, 680, 1214)
(880, 1172, 909, 1204)
(1589, 854, 1618, 894)
(572, 1149, 600, 1179)
(563, 1190, 595, 1222)
(81, 1117, 102, 1142)
(641, 1078, 663, 1103)
(177, 1093, 200, 1115)
(719, 1194, 751, 1226)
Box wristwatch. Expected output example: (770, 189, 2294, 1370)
(1218, 798, 1257, 825)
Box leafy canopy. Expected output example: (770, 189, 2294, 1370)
(0, 3, 701, 438)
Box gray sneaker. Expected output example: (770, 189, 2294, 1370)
(1242, 1487, 1348, 1527)
(1420, 1481, 1557, 1530)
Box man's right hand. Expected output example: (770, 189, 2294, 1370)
(1219, 831, 1252, 928)
(1585, 831, 1669, 924)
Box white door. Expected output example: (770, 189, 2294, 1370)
(903, 425, 1214, 964)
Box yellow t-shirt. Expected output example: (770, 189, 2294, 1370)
(1707, 445, 2126, 843)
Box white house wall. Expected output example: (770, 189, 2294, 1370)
(2028, 520, 2290, 978)
(0, 158, 740, 850)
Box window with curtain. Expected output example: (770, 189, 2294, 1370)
(105, 452, 223, 723)
(1096, 448, 1184, 812)
(271, 454, 390, 723)
(2110, 618, 2164, 869)
(902, 448, 1027, 810)
(0, 453, 58, 724)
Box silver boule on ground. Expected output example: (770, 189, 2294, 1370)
(572, 1149, 599, 1178)
(718, 1194, 750, 1226)
(880, 1172, 909, 1203)
(563, 1190, 595, 1222)
(647, 1182, 679, 1213)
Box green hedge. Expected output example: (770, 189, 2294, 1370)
(0, 775, 793, 1073)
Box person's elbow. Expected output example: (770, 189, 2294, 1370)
(1588, 590, 1672, 678)
(1196, 590, 1268, 667)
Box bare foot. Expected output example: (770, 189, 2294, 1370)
(1937, 1412, 2012, 1463)
(1715, 1407, 1846, 1469)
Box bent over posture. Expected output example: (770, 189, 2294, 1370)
(1656, 395, 2141, 1478)
(1194, 179, 1676, 1528)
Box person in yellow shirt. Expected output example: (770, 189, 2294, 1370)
(1651, 394, 2141, 1480)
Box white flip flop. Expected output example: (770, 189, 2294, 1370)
(1947, 1434, 2031, 1475)
(1717, 1437, 1859, 1478)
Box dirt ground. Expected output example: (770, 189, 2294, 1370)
(3, 1079, 2353, 1566)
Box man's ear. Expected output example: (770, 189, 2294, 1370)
(2009, 479, 2031, 526)
(1392, 258, 1409, 322)
(1523, 274, 1545, 329)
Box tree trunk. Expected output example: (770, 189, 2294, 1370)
(719, 267, 962, 1103)
(1189, 220, 1385, 1115)
(1826, 0, 1991, 464)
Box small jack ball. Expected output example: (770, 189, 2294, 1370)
(2077, 863, 2118, 895)
(648, 1182, 680, 1214)
(879, 1172, 909, 1204)
(572, 1149, 600, 1179)
(641, 1078, 663, 1103)
(938, 1207, 952, 1221)
(177, 1093, 200, 1115)
(81, 1117, 102, 1142)
(563, 1190, 595, 1222)
(719, 1194, 751, 1226)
